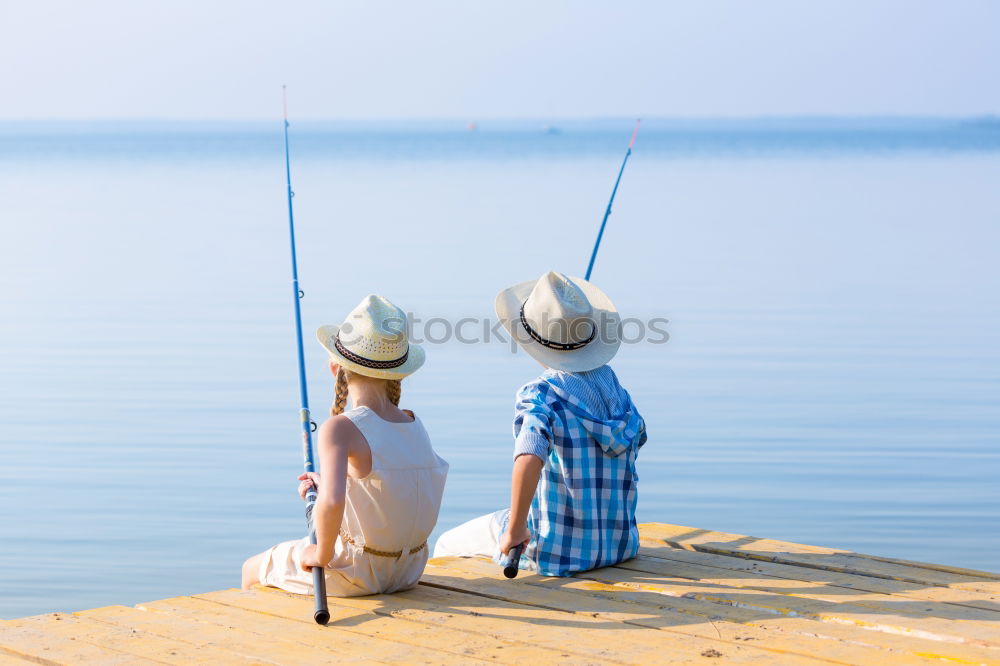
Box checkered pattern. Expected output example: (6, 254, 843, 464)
(509, 364, 647, 576)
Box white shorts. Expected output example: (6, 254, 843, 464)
(258, 535, 426, 597)
(432, 509, 509, 559)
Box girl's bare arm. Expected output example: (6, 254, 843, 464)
(310, 416, 363, 564)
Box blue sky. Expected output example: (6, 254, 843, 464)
(1, 1, 998, 120)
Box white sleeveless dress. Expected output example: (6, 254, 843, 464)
(259, 406, 449, 596)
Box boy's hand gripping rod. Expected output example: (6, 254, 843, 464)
(282, 87, 330, 625)
(500, 542, 527, 579)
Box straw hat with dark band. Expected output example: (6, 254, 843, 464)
(317, 295, 424, 380)
(495, 271, 620, 372)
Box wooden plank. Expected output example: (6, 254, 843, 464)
(199, 588, 576, 664)
(640, 523, 1000, 595)
(578, 561, 1000, 650)
(641, 524, 1000, 579)
(82, 602, 431, 665)
(146, 593, 507, 664)
(425, 556, 1000, 666)
(621, 551, 1000, 627)
(636, 541, 1000, 613)
(0, 650, 40, 665)
(0, 610, 258, 665)
(238, 581, 805, 664)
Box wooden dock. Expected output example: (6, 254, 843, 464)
(3, 523, 999, 664)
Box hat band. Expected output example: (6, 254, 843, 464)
(519, 302, 596, 351)
(334, 335, 409, 369)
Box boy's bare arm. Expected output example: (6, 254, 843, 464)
(501, 454, 544, 554)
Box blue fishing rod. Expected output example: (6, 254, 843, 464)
(282, 86, 330, 625)
(584, 119, 641, 281)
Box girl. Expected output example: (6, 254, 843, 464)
(243, 294, 448, 596)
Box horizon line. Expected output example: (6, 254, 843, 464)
(1, 113, 998, 125)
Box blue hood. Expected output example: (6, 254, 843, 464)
(540, 367, 645, 457)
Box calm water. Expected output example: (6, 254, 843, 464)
(1, 119, 999, 619)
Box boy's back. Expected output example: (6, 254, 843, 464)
(515, 365, 646, 575)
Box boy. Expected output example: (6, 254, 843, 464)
(434, 271, 647, 575)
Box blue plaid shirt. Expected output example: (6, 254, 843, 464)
(509, 365, 647, 576)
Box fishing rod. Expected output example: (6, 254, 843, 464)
(282, 86, 330, 626)
(584, 119, 641, 281)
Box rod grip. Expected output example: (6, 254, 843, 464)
(312, 563, 329, 625)
(304, 492, 330, 625)
(500, 542, 526, 579)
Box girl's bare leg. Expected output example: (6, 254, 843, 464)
(241, 551, 267, 590)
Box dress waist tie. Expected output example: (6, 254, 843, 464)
(340, 529, 427, 560)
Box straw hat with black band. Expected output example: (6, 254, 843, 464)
(495, 271, 620, 372)
(316, 295, 424, 380)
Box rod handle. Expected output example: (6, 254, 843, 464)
(304, 491, 330, 624)
(501, 542, 526, 579)
(312, 565, 330, 625)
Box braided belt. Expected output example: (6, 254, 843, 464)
(340, 529, 427, 559)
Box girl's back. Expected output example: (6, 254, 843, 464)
(339, 406, 448, 570)
(257, 407, 448, 597)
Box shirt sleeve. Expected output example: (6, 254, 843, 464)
(512, 385, 553, 461)
(621, 381, 647, 451)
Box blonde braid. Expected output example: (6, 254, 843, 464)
(330, 370, 401, 415)
(331, 369, 350, 416)
(386, 379, 402, 406)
